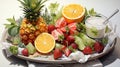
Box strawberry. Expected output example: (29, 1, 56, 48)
(83, 46, 92, 55)
(66, 35, 75, 44)
(63, 48, 71, 57)
(54, 48, 62, 59)
(60, 27, 66, 33)
(22, 48, 28, 56)
(51, 29, 63, 40)
(63, 33, 69, 39)
(69, 29, 79, 35)
(62, 40, 69, 46)
(61, 45, 67, 51)
(55, 17, 67, 28)
(68, 23, 77, 30)
(70, 43, 78, 49)
(94, 42, 104, 53)
(48, 24, 56, 33)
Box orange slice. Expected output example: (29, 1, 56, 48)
(34, 33, 55, 53)
(62, 4, 85, 23)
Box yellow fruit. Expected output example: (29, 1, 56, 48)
(34, 33, 55, 54)
(62, 4, 85, 23)
(19, 17, 48, 45)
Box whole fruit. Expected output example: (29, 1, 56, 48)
(66, 35, 75, 43)
(22, 48, 28, 56)
(54, 48, 62, 59)
(94, 42, 104, 53)
(83, 46, 92, 55)
(48, 24, 56, 33)
(70, 43, 78, 49)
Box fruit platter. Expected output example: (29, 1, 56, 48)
(1, 0, 117, 64)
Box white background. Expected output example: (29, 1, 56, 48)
(0, 0, 120, 67)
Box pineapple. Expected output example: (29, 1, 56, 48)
(18, 0, 48, 45)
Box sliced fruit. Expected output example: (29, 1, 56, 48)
(61, 45, 67, 51)
(51, 29, 63, 40)
(22, 48, 28, 56)
(55, 17, 67, 28)
(54, 48, 62, 59)
(63, 48, 71, 57)
(83, 46, 92, 55)
(68, 23, 77, 30)
(69, 29, 78, 35)
(94, 42, 104, 53)
(62, 4, 85, 23)
(35, 33, 55, 53)
(26, 43, 36, 55)
(74, 36, 85, 50)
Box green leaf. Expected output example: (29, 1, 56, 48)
(89, 8, 97, 16)
(105, 25, 109, 33)
(58, 35, 64, 42)
(18, 42, 26, 48)
(8, 26, 20, 36)
(4, 24, 14, 29)
(6, 17, 16, 24)
(49, 2, 59, 13)
(101, 37, 108, 45)
(90, 27, 98, 36)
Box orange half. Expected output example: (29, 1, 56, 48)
(34, 33, 55, 54)
(62, 4, 85, 23)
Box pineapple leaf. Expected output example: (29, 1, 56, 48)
(18, 0, 26, 7)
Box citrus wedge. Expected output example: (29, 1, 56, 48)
(62, 4, 85, 23)
(34, 33, 55, 53)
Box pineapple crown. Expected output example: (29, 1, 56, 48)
(18, 0, 47, 22)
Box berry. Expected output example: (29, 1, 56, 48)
(70, 43, 78, 49)
(22, 48, 29, 56)
(48, 24, 56, 33)
(61, 45, 67, 51)
(66, 35, 75, 44)
(51, 29, 63, 40)
(54, 48, 62, 59)
(83, 46, 92, 55)
(55, 17, 67, 28)
(94, 42, 104, 53)
(63, 48, 71, 57)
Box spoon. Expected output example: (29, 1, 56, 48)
(104, 9, 119, 24)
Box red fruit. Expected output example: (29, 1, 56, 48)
(62, 40, 69, 46)
(94, 42, 104, 53)
(70, 43, 78, 49)
(66, 35, 75, 43)
(83, 46, 92, 55)
(54, 48, 62, 59)
(63, 33, 69, 39)
(22, 48, 29, 56)
(51, 29, 63, 40)
(61, 45, 67, 51)
(68, 23, 77, 30)
(60, 27, 66, 33)
(69, 29, 78, 35)
(63, 48, 71, 57)
(55, 17, 67, 28)
(48, 25, 56, 33)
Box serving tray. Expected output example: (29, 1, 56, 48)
(1, 29, 117, 64)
